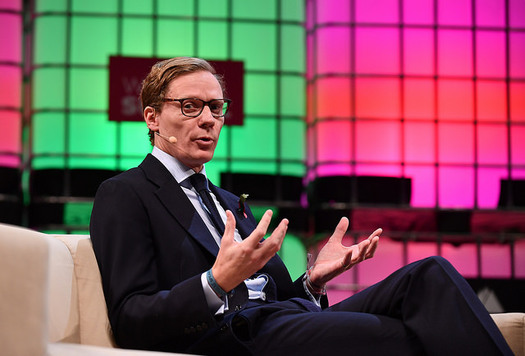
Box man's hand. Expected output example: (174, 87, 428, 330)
(308, 217, 381, 288)
(211, 210, 288, 293)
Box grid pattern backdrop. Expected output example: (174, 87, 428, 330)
(305, 0, 525, 305)
(1, 0, 525, 305)
(306, 0, 525, 209)
(1, 0, 308, 278)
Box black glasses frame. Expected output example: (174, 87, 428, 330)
(162, 97, 231, 118)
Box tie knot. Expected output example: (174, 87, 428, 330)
(189, 173, 208, 193)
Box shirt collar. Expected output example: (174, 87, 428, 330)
(151, 146, 208, 184)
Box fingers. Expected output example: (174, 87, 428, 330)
(244, 209, 273, 246)
(365, 228, 381, 259)
(221, 210, 237, 247)
(331, 217, 350, 243)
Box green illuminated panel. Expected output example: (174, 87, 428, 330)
(280, 119, 305, 161)
(281, 24, 305, 72)
(71, 16, 118, 65)
(69, 112, 116, 157)
(33, 68, 66, 109)
(122, 0, 153, 15)
(280, 0, 304, 22)
(280, 162, 305, 177)
(232, 0, 276, 20)
(205, 159, 229, 185)
(36, 0, 67, 12)
(119, 122, 152, 157)
(198, 0, 228, 18)
(233, 23, 277, 71)
(244, 73, 277, 115)
(230, 161, 277, 174)
(122, 18, 154, 56)
(34, 16, 67, 64)
(64, 201, 94, 226)
(278, 233, 307, 280)
(72, 0, 117, 13)
(231, 117, 277, 159)
(32, 112, 66, 169)
(69, 68, 108, 110)
(198, 21, 228, 59)
(157, 19, 195, 58)
(158, 0, 195, 16)
(280, 75, 305, 116)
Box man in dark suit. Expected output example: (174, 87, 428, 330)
(90, 57, 512, 355)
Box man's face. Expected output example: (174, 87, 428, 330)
(145, 70, 224, 172)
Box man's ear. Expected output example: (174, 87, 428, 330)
(144, 106, 159, 131)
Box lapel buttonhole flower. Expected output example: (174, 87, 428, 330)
(238, 194, 249, 219)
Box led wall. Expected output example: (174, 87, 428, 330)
(31, 0, 306, 182)
(0, 0, 23, 225)
(0, 0, 22, 168)
(27, 0, 306, 234)
(306, 0, 525, 209)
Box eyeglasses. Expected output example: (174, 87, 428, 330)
(162, 98, 231, 118)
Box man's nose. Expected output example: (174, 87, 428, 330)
(198, 105, 216, 125)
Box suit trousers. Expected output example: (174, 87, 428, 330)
(198, 256, 512, 356)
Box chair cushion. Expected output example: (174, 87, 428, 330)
(492, 312, 525, 356)
(54, 235, 115, 347)
(0, 223, 49, 356)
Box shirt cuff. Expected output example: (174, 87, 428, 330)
(302, 276, 322, 307)
(201, 272, 227, 315)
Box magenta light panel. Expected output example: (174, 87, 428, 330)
(0, 0, 22, 167)
(306, 0, 525, 209)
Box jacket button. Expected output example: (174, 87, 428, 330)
(234, 305, 242, 311)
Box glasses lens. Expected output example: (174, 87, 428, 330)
(210, 99, 228, 117)
(181, 99, 204, 117)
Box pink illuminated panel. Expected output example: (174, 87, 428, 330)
(441, 243, 478, 278)
(476, 31, 506, 78)
(315, 77, 352, 118)
(404, 121, 435, 163)
(316, 27, 351, 75)
(355, 78, 400, 119)
(355, 27, 399, 75)
(438, 30, 473, 77)
(404, 79, 434, 119)
(438, 0, 472, 26)
(477, 81, 507, 121)
(438, 80, 474, 120)
(403, 0, 433, 25)
(355, 0, 398, 24)
(481, 244, 512, 278)
(355, 121, 401, 163)
(439, 167, 475, 208)
(403, 29, 434, 76)
(0, 3, 22, 167)
(315, 120, 352, 164)
(307, 0, 523, 209)
(476, 0, 506, 27)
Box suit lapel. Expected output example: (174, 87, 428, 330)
(140, 155, 220, 256)
(209, 183, 257, 239)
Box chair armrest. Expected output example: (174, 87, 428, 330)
(492, 312, 525, 356)
(48, 343, 190, 356)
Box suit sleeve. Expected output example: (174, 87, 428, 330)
(90, 177, 219, 352)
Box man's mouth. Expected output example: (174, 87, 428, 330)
(195, 137, 214, 144)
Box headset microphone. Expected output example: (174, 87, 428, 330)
(156, 132, 178, 144)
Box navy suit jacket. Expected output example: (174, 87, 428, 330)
(90, 154, 318, 353)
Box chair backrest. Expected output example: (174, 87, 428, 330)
(51, 234, 116, 347)
(0, 223, 49, 356)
